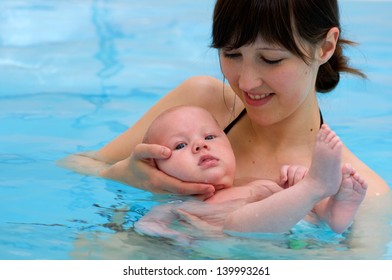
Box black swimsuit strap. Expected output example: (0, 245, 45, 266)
(224, 109, 246, 134)
(319, 109, 324, 127)
(224, 108, 324, 134)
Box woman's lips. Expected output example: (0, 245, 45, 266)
(244, 91, 274, 106)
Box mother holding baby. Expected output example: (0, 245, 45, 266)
(64, 0, 389, 200)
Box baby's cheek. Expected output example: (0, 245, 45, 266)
(155, 159, 174, 174)
(156, 157, 185, 179)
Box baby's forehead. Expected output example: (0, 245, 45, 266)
(161, 106, 216, 124)
(158, 109, 216, 132)
(146, 106, 220, 142)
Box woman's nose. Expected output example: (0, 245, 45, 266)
(238, 61, 263, 92)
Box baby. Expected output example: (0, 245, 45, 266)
(134, 105, 367, 241)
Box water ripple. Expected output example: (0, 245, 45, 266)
(0, 154, 36, 165)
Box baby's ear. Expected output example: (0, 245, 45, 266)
(318, 27, 339, 64)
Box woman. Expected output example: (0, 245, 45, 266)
(62, 0, 389, 199)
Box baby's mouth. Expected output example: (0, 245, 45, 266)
(198, 155, 219, 167)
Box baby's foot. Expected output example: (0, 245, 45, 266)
(305, 124, 343, 199)
(327, 164, 368, 233)
(334, 164, 368, 203)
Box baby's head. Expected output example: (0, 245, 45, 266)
(143, 105, 236, 188)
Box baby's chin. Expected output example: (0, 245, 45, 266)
(167, 169, 234, 187)
(197, 174, 234, 188)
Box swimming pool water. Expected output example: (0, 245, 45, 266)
(0, 0, 391, 259)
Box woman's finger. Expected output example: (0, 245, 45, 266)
(152, 172, 215, 197)
(133, 143, 171, 161)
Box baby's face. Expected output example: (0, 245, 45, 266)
(150, 107, 236, 188)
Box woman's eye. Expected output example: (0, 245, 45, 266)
(205, 135, 216, 140)
(174, 143, 187, 150)
(222, 52, 241, 59)
(262, 58, 283, 65)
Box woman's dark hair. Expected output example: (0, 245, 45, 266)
(211, 0, 365, 93)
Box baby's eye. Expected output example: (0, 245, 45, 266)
(205, 135, 216, 140)
(174, 143, 187, 150)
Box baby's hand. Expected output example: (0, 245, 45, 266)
(279, 165, 308, 188)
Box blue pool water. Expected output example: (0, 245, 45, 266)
(0, 0, 391, 259)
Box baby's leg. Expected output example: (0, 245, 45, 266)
(205, 180, 283, 204)
(223, 124, 344, 233)
(325, 164, 368, 233)
(304, 124, 343, 197)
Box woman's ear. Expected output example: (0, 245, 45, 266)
(318, 27, 339, 64)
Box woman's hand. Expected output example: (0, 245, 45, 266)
(100, 143, 216, 199)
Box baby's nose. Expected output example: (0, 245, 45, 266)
(193, 142, 209, 153)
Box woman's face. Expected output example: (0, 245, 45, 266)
(220, 36, 320, 126)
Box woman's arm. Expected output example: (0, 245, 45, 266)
(134, 203, 192, 243)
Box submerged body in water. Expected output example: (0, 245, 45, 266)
(69, 191, 392, 260)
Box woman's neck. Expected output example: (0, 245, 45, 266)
(247, 103, 322, 152)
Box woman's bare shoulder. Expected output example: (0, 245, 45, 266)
(174, 76, 243, 127)
(342, 145, 390, 196)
